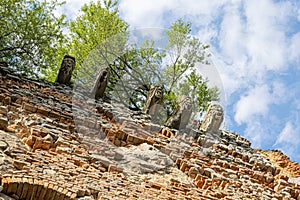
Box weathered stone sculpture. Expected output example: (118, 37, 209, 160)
(165, 96, 193, 130)
(55, 55, 75, 84)
(142, 84, 164, 116)
(92, 66, 110, 100)
(200, 104, 224, 133)
(0, 62, 8, 75)
(0, 61, 8, 68)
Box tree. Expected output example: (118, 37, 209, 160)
(47, 0, 218, 121)
(110, 40, 166, 110)
(179, 70, 219, 119)
(0, 0, 66, 77)
(162, 19, 218, 117)
(46, 0, 129, 82)
(111, 19, 219, 118)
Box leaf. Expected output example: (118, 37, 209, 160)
(0, 0, 67, 77)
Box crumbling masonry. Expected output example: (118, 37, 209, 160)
(0, 62, 300, 200)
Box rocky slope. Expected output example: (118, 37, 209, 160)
(0, 64, 300, 200)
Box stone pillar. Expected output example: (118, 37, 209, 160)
(200, 104, 224, 133)
(92, 66, 110, 100)
(165, 96, 193, 130)
(55, 55, 75, 84)
(142, 84, 164, 115)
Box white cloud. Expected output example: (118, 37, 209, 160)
(274, 122, 295, 145)
(172, 0, 228, 17)
(244, 0, 288, 71)
(234, 80, 287, 124)
(53, 0, 96, 20)
(271, 81, 287, 103)
(289, 32, 300, 63)
(219, 1, 246, 63)
(273, 121, 300, 162)
(119, 0, 173, 27)
(119, 0, 230, 28)
(244, 121, 267, 148)
(213, 0, 295, 97)
(234, 85, 271, 125)
(298, 8, 300, 22)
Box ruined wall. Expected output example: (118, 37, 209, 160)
(0, 65, 300, 200)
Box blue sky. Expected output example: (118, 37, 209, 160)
(55, 0, 300, 163)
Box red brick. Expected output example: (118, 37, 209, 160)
(22, 103, 37, 113)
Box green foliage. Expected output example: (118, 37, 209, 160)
(1, 0, 218, 121)
(112, 19, 218, 118)
(0, 0, 66, 77)
(162, 19, 216, 117)
(46, 0, 128, 82)
(179, 70, 219, 118)
(111, 40, 166, 110)
(10, 0, 217, 120)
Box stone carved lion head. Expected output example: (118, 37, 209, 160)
(56, 55, 75, 84)
(143, 85, 164, 115)
(200, 104, 224, 133)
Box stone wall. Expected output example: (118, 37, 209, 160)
(0, 65, 300, 200)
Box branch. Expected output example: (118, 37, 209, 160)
(169, 55, 180, 92)
(115, 54, 150, 90)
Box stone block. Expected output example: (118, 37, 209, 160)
(0, 116, 8, 130)
(219, 180, 228, 189)
(265, 173, 274, 184)
(165, 96, 193, 130)
(230, 164, 239, 171)
(188, 167, 199, 179)
(0, 140, 8, 151)
(203, 168, 216, 179)
(116, 130, 127, 141)
(132, 136, 144, 145)
(160, 147, 172, 155)
(56, 146, 72, 155)
(48, 111, 61, 119)
(4, 96, 11, 105)
(25, 135, 36, 147)
(33, 138, 52, 151)
(76, 188, 86, 197)
(0, 106, 7, 115)
(175, 158, 182, 166)
(114, 138, 121, 146)
(37, 107, 50, 116)
(13, 160, 30, 170)
(22, 103, 37, 113)
(180, 162, 188, 172)
(70, 192, 77, 199)
(150, 182, 163, 190)
(108, 165, 123, 173)
(126, 134, 134, 143)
